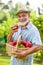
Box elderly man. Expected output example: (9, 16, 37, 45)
(7, 7, 42, 65)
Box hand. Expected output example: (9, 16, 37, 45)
(13, 50, 28, 59)
(10, 24, 18, 34)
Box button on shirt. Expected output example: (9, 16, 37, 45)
(10, 22, 42, 65)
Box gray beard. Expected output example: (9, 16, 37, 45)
(20, 20, 28, 26)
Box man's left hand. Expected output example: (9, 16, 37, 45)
(13, 50, 28, 58)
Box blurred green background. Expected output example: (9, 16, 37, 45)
(0, 0, 43, 65)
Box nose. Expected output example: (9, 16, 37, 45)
(20, 17, 23, 19)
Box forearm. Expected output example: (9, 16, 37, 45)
(7, 24, 18, 43)
(7, 32, 13, 43)
(26, 45, 42, 55)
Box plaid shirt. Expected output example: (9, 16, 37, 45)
(10, 22, 42, 65)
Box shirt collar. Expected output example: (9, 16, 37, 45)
(19, 21, 32, 30)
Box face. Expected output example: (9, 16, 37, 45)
(17, 12, 29, 23)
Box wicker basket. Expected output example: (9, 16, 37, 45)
(6, 43, 29, 57)
(6, 35, 29, 57)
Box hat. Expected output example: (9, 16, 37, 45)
(16, 7, 30, 15)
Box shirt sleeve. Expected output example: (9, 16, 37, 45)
(31, 28, 42, 46)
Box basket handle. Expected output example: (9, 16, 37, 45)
(16, 35, 22, 49)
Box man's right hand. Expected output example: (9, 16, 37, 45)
(10, 24, 18, 35)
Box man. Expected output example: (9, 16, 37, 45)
(7, 7, 42, 65)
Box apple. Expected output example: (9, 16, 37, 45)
(18, 43, 24, 48)
(21, 40, 27, 47)
(21, 40, 32, 47)
(9, 40, 17, 46)
(13, 40, 17, 45)
(26, 42, 32, 47)
(13, 24, 18, 30)
(12, 24, 18, 30)
(9, 42, 14, 46)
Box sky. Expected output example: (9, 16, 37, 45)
(1, 0, 43, 10)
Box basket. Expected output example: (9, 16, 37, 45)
(6, 35, 29, 57)
(6, 43, 29, 57)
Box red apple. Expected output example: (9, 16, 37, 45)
(13, 24, 18, 30)
(9, 40, 17, 46)
(21, 40, 32, 47)
(12, 24, 18, 30)
(21, 40, 27, 47)
(13, 40, 17, 45)
(26, 42, 32, 47)
(9, 42, 14, 46)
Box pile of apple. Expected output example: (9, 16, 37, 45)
(9, 40, 32, 48)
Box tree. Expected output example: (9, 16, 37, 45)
(26, 1, 30, 8)
(2, 5, 9, 9)
(0, 0, 4, 10)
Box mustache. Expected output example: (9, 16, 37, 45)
(20, 19, 27, 22)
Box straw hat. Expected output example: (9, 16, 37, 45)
(16, 6, 30, 15)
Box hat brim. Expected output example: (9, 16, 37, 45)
(16, 10, 30, 15)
